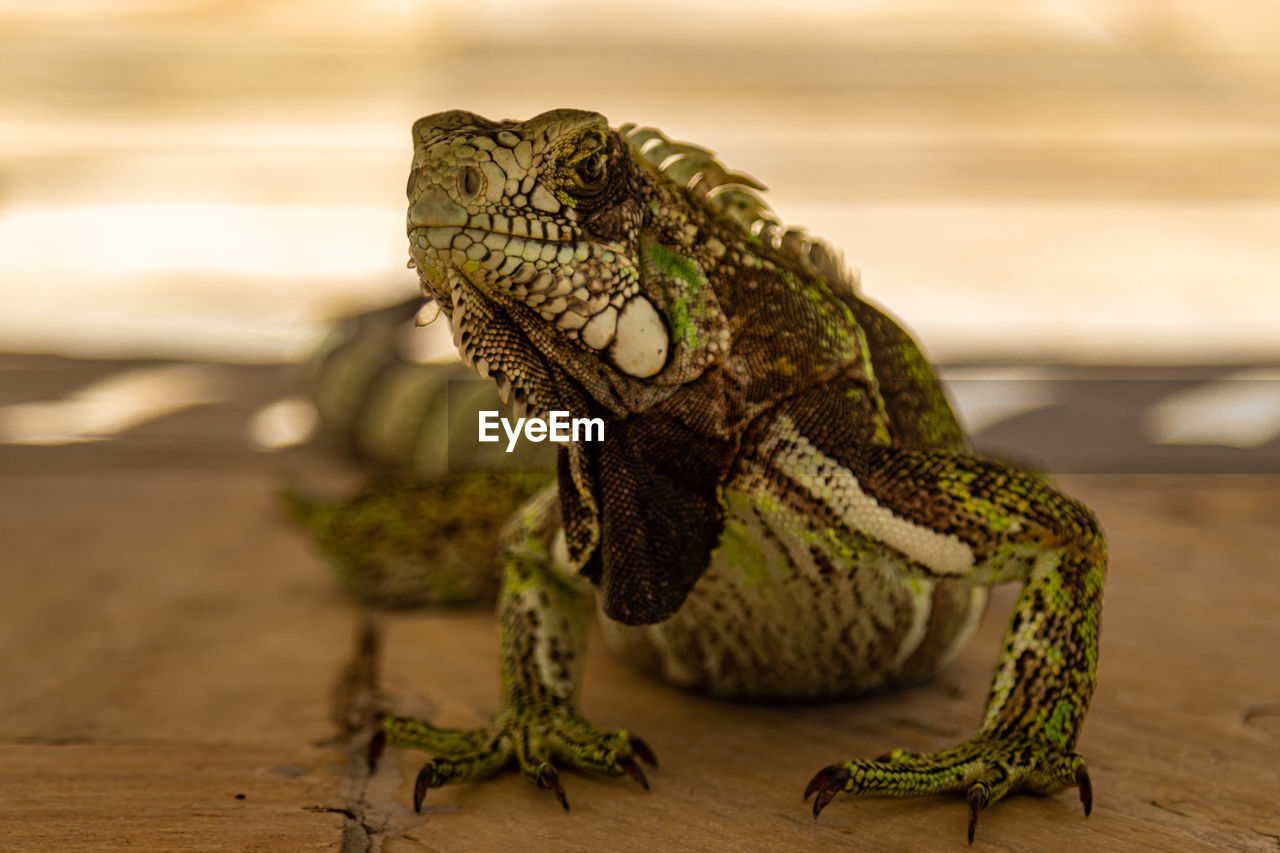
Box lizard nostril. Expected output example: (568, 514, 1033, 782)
(459, 166, 482, 199)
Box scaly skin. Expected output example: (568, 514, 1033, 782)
(374, 487, 656, 809)
(285, 475, 549, 607)
(330, 109, 1106, 841)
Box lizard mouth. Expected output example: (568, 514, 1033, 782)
(406, 182, 582, 245)
(408, 224, 591, 289)
(408, 226, 660, 379)
(411, 223, 581, 245)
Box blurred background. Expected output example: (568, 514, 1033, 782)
(2, 0, 1278, 365)
(4, 0, 1280, 466)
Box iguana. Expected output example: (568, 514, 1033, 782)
(298, 109, 1105, 843)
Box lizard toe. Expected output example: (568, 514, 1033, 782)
(809, 736, 1092, 841)
(378, 703, 655, 811)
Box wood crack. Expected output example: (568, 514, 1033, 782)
(327, 613, 394, 853)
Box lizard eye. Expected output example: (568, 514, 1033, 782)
(575, 152, 604, 186)
(458, 166, 482, 199)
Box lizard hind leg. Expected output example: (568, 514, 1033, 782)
(285, 473, 552, 608)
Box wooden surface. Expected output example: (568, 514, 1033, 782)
(2, 356, 1278, 851)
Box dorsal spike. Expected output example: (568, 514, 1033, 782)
(622, 123, 858, 293)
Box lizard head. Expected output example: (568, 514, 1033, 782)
(408, 108, 702, 418)
(407, 109, 864, 625)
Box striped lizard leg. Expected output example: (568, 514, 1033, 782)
(802, 446, 1105, 843)
(284, 474, 551, 608)
(370, 485, 655, 811)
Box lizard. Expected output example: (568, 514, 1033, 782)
(301, 108, 1105, 843)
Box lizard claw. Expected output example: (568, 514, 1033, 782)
(619, 756, 649, 790)
(803, 764, 844, 801)
(381, 704, 655, 810)
(413, 761, 448, 813)
(367, 728, 386, 773)
(629, 736, 658, 768)
(804, 764, 851, 819)
(807, 736, 1088, 839)
(812, 775, 847, 819)
(412, 764, 431, 813)
(1076, 764, 1093, 817)
(413, 767, 429, 813)
(966, 784, 988, 845)
(537, 763, 570, 811)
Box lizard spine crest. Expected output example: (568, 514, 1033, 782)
(619, 123, 859, 295)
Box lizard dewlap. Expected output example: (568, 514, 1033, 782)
(346, 108, 1107, 840)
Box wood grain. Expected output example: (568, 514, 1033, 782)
(2, 375, 1276, 851)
